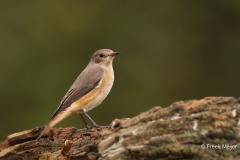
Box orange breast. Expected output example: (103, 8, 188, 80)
(70, 69, 114, 113)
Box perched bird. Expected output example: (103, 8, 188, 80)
(37, 49, 120, 140)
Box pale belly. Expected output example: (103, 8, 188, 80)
(71, 70, 114, 113)
(83, 80, 113, 112)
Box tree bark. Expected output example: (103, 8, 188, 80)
(0, 97, 240, 160)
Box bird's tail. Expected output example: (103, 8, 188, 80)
(37, 109, 72, 140)
(37, 123, 52, 140)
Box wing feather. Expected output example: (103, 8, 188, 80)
(51, 64, 104, 119)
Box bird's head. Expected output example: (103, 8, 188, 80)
(90, 49, 120, 66)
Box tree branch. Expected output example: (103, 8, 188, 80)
(0, 97, 240, 159)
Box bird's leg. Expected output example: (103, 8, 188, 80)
(83, 111, 106, 128)
(79, 113, 91, 129)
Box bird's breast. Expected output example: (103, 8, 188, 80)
(71, 68, 114, 113)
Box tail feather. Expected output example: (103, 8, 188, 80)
(37, 124, 52, 140)
(36, 109, 71, 140)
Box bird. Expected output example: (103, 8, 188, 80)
(37, 49, 120, 140)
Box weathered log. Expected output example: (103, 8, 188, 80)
(0, 97, 240, 160)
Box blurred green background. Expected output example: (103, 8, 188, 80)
(0, 1, 240, 141)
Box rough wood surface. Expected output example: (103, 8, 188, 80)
(0, 97, 240, 160)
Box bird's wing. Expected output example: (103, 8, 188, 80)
(51, 65, 104, 119)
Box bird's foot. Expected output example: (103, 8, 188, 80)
(85, 123, 107, 129)
(93, 124, 108, 128)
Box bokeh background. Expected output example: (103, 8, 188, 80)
(1, 1, 240, 141)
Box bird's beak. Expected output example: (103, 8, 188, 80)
(111, 52, 120, 56)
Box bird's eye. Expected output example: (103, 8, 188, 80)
(99, 53, 104, 58)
